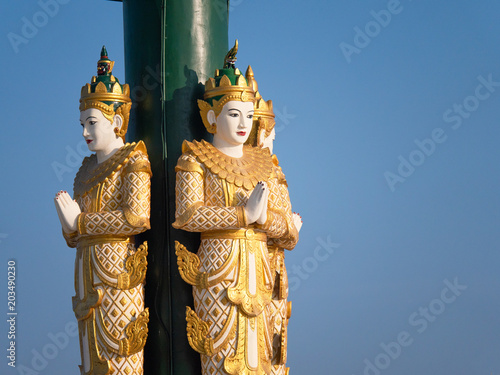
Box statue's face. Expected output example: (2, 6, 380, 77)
(262, 127, 276, 154)
(98, 62, 110, 76)
(80, 108, 117, 152)
(214, 101, 254, 146)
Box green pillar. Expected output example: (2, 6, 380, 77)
(120, 0, 228, 373)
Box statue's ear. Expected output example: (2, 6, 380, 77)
(207, 110, 216, 126)
(112, 114, 123, 136)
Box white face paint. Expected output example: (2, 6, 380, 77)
(80, 108, 118, 153)
(262, 127, 276, 154)
(213, 101, 254, 147)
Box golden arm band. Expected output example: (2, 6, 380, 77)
(172, 201, 204, 229)
(123, 206, 151, 228)
(77, 212, 87, 235)
(123, 159, 152, 176)
(236, 206, 247, 227)
(255, 208, 288, 237)
(175, 157, 204, 174)
(62, 229, 78, 248)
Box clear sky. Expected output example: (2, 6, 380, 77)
(1, 1, 500, 374)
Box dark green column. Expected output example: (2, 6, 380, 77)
(121, 0, 228, 373)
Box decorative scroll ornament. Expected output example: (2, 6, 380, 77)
(117, 241, 148, 290)
(185, 306, 215, 355)
(118, 308, 149, 356)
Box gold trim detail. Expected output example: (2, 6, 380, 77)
(79, 311, 110, 375)
(117, 241, 148, 290)
(186, 306, 214, 355)
(77, 213, 87, 236)
(223, 311, 272, 375)
(185, 305, 238, 356)
(280, 322, 287, 365)
(175, 241, 203, 287)
(123, 159, 152, 175)
(119, 308, 149, 356)
(96, 307, 149, 356)
(227, 239, 272, 317)
(172, 201, 204, 229)
(175, 157, 204, 174)
(78, 235, 133, 248)
(201, 228, 267, 242)
(73, 246, 103, 321)
(175, 240, 239, 289)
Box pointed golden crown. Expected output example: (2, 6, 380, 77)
(79, 46, 132, 141)
(202, 40, 255, 103)
(244, 66, 275, 147)
(80, 46, 131, 109)
(198, 40, 256, 133)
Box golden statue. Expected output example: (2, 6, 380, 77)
(54, 46, 151, 375)
(173, 41, 299, 375)
(244, 67, 302, 375)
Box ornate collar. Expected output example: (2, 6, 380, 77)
(182, 139, 274, 190)
(73, 142, 144, 197)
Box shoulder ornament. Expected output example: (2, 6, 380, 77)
(182, 139, 274, 190)
(73, 142, 145, 198)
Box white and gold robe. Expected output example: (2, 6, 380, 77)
(63, 141, 151, 375)
(173, 140, 297, 375)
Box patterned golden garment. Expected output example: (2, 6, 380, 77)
(173, 140, 297, 375)
(267, 155, 298, 375)
(63, 142, 151, 375)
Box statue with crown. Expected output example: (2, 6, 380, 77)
(173, 41, 301, 375)
(54, 46, 151, 375)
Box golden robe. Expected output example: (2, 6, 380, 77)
(267, 155, 298, 375)
(63, 142, 151, 375)
(173, 140, 297, 375)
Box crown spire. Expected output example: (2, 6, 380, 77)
(223, 39, 238, 69)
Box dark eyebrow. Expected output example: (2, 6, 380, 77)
(85, 116, 97, 121)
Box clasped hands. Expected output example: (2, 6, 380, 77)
(54, 191, 81, 233)
(244, 181, 269, 225)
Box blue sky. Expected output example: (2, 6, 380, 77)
(1, 1, 500, 374)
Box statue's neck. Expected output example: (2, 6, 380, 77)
(212, 139, 244, 159)
(96, 139, 125, 164)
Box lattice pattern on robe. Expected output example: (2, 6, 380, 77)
(173, 154, 244, 231)
(79, 151, 151, 236)
(174, 146, 294, 375)
(63, 143, 151, 375)
(268, 161, 298, 250)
